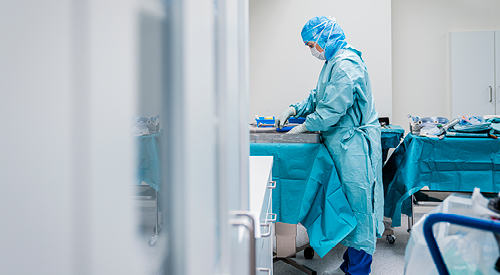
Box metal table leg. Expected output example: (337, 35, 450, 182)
(408, 194, 415, 233)
(150, 190, 163, 246)
(274, 244, 317, 275)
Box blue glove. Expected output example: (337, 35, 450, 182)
(275, 107, 296, 129)
(286, 123, 308, 134)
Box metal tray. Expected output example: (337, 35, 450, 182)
(249, 125, 321, 143)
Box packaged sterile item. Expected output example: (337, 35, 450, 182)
(408, 115, 448, 135)
(459, 115, 484, 126)
(420, 126, 441, 136)
(405, 189, 500, 275)
(132, 115, 160, 136)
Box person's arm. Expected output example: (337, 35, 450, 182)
(290, 88, 318, 118)
(275, 88, 318, 129)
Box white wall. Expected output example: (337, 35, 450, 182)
(249, 0, 392, 122)
(392, 0, 500, 132)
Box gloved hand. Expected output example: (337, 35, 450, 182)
(275, 107, 296, 129)
(286, 123, 308, 134)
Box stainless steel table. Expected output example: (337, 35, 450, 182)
(249, 125, 320, 143)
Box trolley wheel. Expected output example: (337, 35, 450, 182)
(386, 235, 396, 244)
(149, 236, 158, 247)
(304, 247, 315, 259)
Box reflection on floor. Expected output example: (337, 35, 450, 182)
(134, 203, 427, 274)
(274, 214, 422, 275)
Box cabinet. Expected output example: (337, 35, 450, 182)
(249, 156, 275, 274)
(451, 31, 500, 117)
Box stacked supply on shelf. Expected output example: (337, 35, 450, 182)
(132, 115, 160, 136)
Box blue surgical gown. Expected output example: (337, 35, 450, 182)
(291, 45, 383, 255)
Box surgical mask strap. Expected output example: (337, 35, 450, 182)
(306, 20, 328, 34)
(306, 17, 336, 35)
(326, 21, 335, 42)
(312, 18, 336, 50)
(314, 25, 326, 46)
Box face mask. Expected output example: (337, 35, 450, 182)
(310, 46, 326, 60)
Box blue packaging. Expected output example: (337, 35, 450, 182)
(255, 116, 305, 127)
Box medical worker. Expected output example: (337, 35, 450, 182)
(275, 17, 383, 275)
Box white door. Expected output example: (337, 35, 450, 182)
(0, 0, 252, 274)
(162, 0, 252, 274)
(213, 0, 253, 274)
(451, 31, 496, 117)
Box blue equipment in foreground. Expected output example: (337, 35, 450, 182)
(423, 213, 500, 275)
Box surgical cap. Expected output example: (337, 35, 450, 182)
(301, 16, 347, 60)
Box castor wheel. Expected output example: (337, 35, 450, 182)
(386, 235, 396, 244)
(304, 246, 315, 259)
(149, 236, 158, 246)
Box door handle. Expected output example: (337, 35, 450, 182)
(490, 86, 493, 102)
(268, 181, 276, 189)
(260, 223, 272, 237)
(257, 267, 271, 274)
(229, 211, 258, 275)
(230, 211, 256, 275)
(266, 213, 277, 223)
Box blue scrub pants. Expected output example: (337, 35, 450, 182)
(339, 247, 372, 275)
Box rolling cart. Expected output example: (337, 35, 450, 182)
(135, 185, 163, 246)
